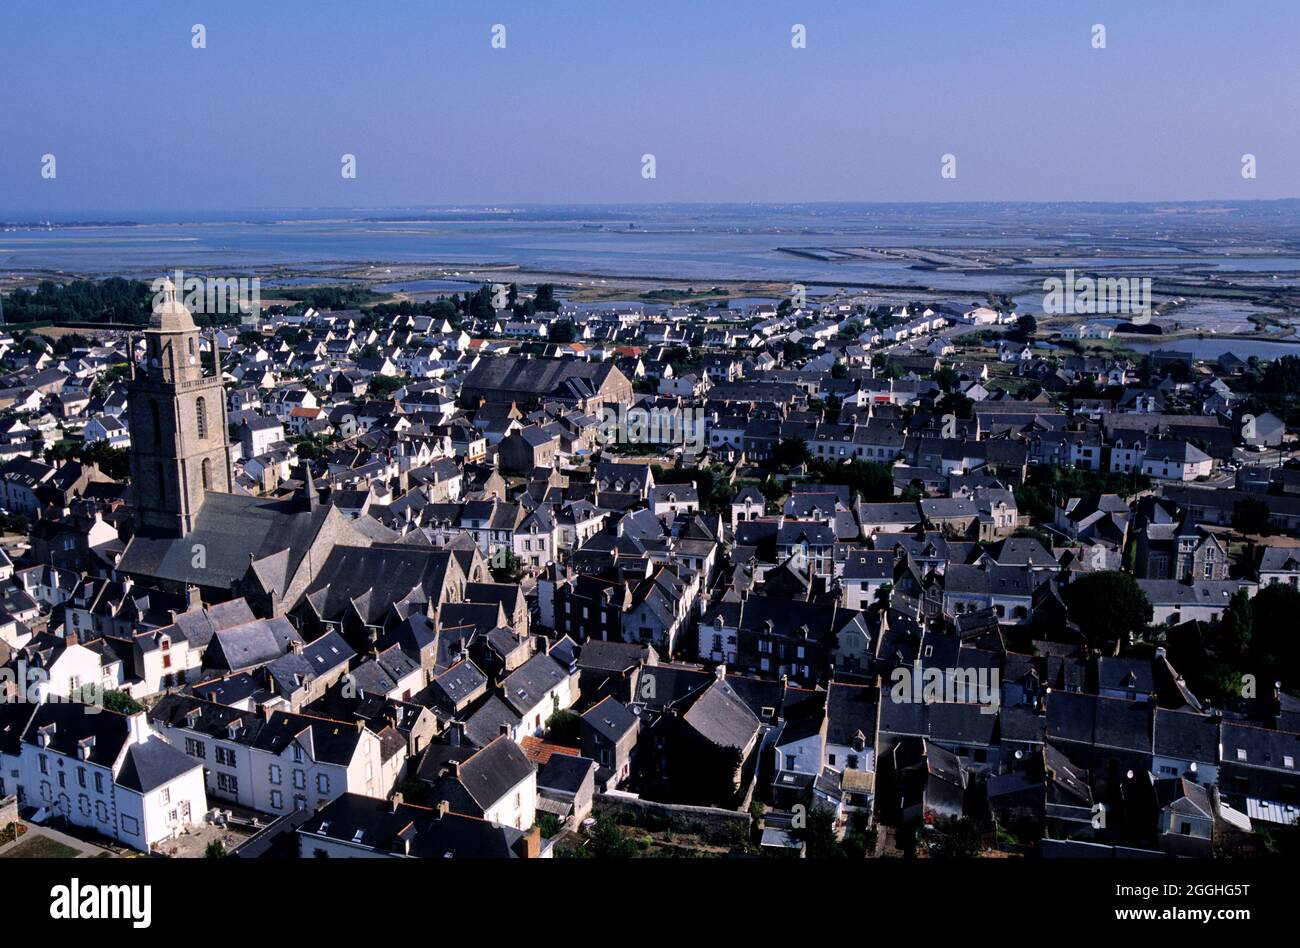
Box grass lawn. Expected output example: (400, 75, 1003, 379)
(0, 834, 82, 859)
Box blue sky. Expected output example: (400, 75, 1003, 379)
(1, 0, 1297, 212)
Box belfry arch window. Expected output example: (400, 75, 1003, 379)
(195, 396, 207, 440)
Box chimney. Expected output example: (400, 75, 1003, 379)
(355, 719, 366, 733)
(512, 825, 542, 859)
(715, 663, 726, 681)
(435, 800, 450, 819)
(390, 792, 403, 813)
(499, 723, 512, 737)
(65, 632, 78, 647)
(446, 759, 461, 780)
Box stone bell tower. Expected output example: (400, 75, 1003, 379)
(127, 278, 233, 536)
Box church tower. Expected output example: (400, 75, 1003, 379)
(127, 278, 233, 536)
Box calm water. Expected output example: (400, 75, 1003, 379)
(5, 204, 1300, 295)
(1123, 335, 1300, 360)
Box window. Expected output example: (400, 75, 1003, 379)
(94, 772, 103, 793)
(202, 457, 212, 490)
(185, 738, 206, 759)
(293, 769, 306, 790)
(217, 773, 239, 794)
(159, 788, 170, 805)
(215, 746, 236, 767)
(316, 774, 330, 795)
(270, 790, 283, 810)
(269, 764, 281, 785)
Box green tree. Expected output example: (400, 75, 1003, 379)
(100, 690, 145, 714)
(1061, 571, 1153, 648)
(927, 817, 984, 858)
(1250, 583, 1300, 691)
(798, 806, 847, 859)
(934, 366, 959, 392)
(587, 818, 637, 858)
(537, 812, 563, 839)
(1231, 497, 1271, 536)
(545, 709, 580, 742)
(1220, 588, 1254, 667)
(773, 437, 811, 471)
(1014, 314, 1038, 340)
(490, 548, 523, 583)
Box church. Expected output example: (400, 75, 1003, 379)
(116, 279, 386, 617)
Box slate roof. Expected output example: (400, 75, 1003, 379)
(683, 678, 762, 751)
(298, 792, 522, 858)
(455, 735, 536, 811)
(502, 653, 570, 716)
(118, 492, 340, 592)
(538, 753, 597, 795)
(208, 617, 303, 672)
(116, 736, 202, 793)
(581, 696, 638, 743)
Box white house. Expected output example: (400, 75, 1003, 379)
(82, 414, 130, 448)
(500, 653, 578, 737)
(150, 695, 401, 818)
(11, 703, 207, 852)
(1140, 440, 1213, 482)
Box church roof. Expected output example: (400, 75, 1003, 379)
(118, 491, 339, 594)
